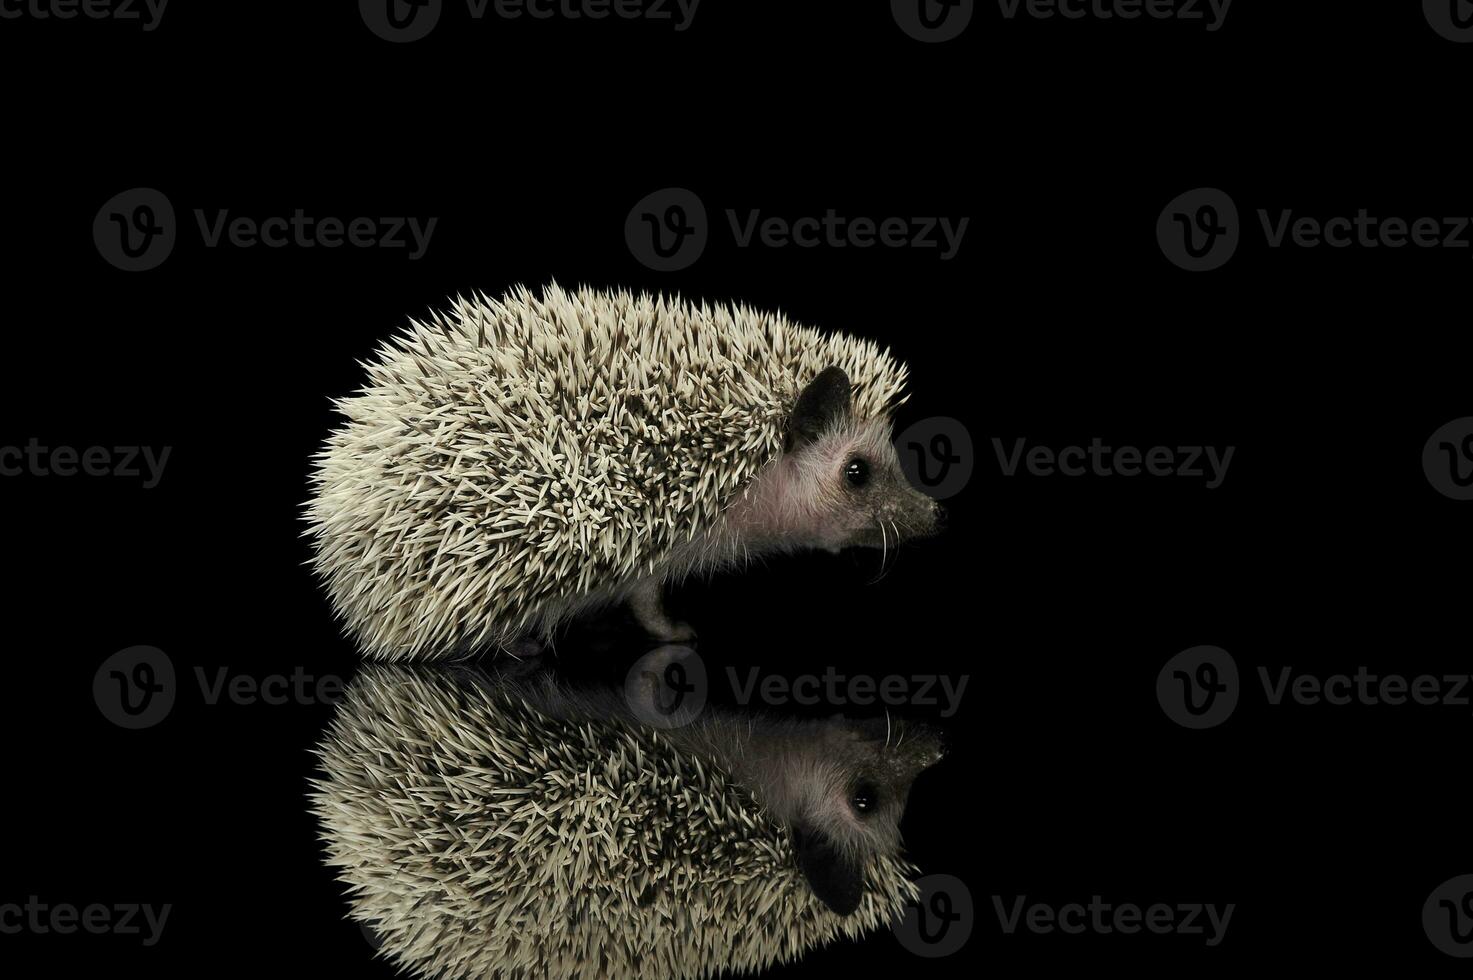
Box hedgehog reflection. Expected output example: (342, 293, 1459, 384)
(310, 659, 944, 980)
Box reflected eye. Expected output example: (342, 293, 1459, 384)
(851, 783, 879, 815)
(844, 458, 870, 488)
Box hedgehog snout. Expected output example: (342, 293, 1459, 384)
(924, 499, 946, 535)
(887, 488, 944, 541)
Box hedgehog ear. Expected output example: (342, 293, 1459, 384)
(788, 366, 852, 448)
(793, 824, 864, 917)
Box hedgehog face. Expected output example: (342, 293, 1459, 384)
(783, 716, 946, 916)
(786, 366, 944, 553)
(825, 420, 942, 550)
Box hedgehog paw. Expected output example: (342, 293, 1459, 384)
(629, 581, 696, 643)
(653, 620, 698, 643)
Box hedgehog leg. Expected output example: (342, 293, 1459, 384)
(628, 578, 697, 642)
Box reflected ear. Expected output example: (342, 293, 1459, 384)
(793, 825, 864, 916)
(788, 366, 852, 447)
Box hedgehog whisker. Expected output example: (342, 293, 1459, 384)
(867, 518, 893, 585)
(870, 520, 887, 584)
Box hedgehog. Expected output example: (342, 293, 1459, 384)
(309, 659, 945, 980)
(304, 282, 942, 660)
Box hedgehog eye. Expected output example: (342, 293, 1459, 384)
(850, 782, 879, 816)
(844, 457, 870, 489)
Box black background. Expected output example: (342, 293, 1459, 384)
(2, 1, 1470, 975)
